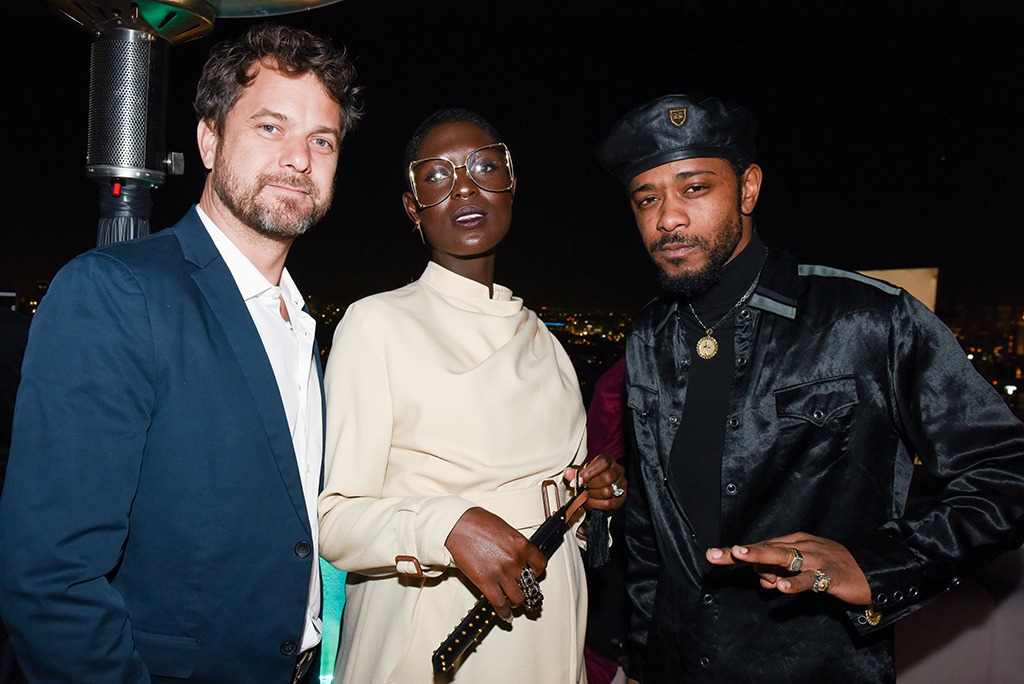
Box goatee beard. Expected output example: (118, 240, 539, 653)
(213, 164, 331, 242)
(650, 214, 743, 297)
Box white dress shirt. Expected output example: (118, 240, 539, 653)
(198, 207, 323, 652)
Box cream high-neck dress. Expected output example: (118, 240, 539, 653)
(320, 262, 588, 683)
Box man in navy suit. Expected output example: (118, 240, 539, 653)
(0, 23, 361, 683)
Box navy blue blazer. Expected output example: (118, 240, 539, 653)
(0, 208, 323, 683)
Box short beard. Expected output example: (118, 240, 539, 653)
(650, 211, 744, 297)
(213, 158, 332, 242)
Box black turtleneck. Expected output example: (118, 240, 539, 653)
(669, 232, 767, 548)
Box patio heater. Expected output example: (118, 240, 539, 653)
(46, 0, 344, 246)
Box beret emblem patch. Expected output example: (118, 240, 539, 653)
(668, 108, 687, 126)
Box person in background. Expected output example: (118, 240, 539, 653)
(582, 357, 630, 684)
(319, 108, 625, 683)
(0, 23, 361, 683)
(596, 93, 1024, 683)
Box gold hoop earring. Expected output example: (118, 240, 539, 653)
(412, 220, 425, 244)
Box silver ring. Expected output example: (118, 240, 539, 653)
(811, 569, 831, 593)
(611, 482, 625, 498)
(788, 548, 804, 573)
(517, 567, 543, 611)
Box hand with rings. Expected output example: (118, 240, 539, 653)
(444, 507, 548, 623)
(563, 453, 627, 511)
(704, 532, 871, 605)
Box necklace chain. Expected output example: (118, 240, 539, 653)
(687, 250, 768, 360)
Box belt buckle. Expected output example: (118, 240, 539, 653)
(541, 479, 561, 519)
(292, 649, 316, 684)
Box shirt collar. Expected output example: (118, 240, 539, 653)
(196, 206, 304, 307)
(650, 240, 799, 336)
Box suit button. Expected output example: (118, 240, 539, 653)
(738, 357, 748, 367)
(295, 541, 312, 558)
(702, 593, 714, 604)
(725, 483, 738, 495)
(280, 640, 298, 656)
(727, 418, 739, 428)
(668, 415, 679, 424)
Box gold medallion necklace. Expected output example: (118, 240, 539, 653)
(687, 253, 767, 360)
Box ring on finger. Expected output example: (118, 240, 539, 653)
(788, 547, 804, 573)
(516, 567, 544, 611)
(610, 482, 625, 498)
(811, 569, 831, 593)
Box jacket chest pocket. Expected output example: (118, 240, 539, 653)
(773, 375, 858, 473)
(627, 382, 656, 424)
(628, 382, 662, 458)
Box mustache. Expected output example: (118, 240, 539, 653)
(259, 173, 318, 197)
(648, 233, 709, 257)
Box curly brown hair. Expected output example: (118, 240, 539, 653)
(194, 23, 363, 140)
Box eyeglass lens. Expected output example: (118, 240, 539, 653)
(411, 146, 512, 207)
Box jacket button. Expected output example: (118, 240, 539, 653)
(725, 483, 738, 494)
(294, 541, 312, 558)
(812, 409, 825, 421)
(739, 309, 750, 319)
(727, 418, 739, 428)
(909, 586, 919, 597)
(702, 593, 714, 604)
(738, 357, 747, 366)
(699, 656, 710, 667)
(857, 615, 868, 625)
(669, 416, 679, 424)
(875, 593, 888, 605)
(951, 577, 961, 587)
(893, 591, 904, 601)
(280, 640, 298, 656)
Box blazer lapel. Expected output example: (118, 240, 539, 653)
(174, 208, 312, 537)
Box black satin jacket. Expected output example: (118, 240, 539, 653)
(624, 249, 1024, 683)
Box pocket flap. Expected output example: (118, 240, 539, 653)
(775, 375, 858, 427)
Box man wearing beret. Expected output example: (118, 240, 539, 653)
(597, 94, 1024, 683)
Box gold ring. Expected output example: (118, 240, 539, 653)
(788, 548, 804, 572)
(811, 569, 831, 593)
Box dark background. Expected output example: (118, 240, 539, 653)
(4, 0, 1022, 315)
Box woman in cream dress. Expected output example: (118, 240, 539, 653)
(319, 109, 626, 683)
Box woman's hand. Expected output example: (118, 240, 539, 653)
(565, 453, 627, 511)
(444, 507, 547, 622)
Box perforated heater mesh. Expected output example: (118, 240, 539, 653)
(87, 38, 150, 167)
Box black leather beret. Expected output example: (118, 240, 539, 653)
(597, 94, 757, 185)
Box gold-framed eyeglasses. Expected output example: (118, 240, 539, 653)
(408, 143, 515, 209)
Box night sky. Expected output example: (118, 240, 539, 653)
(5, 1, 1022, 316)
